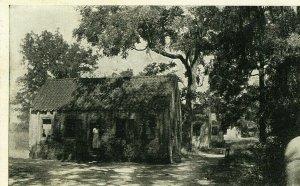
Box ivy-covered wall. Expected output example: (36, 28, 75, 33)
(29, 75, 182, 163)
(30, 108, 181, 163)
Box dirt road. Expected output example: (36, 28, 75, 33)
(9, 154, 235, 186)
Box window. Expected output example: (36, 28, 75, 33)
(126, 119, 135, 142)
(115, 118, 136, 142)
(193, 124, 201, 136)
(146, 117, 156, 140)
(42, 118, 52, 138)
(212, 126, 219, 136)
(115, 119, 126, 139)
(42, 119, 51, 124)
(65, 118, 79, 138)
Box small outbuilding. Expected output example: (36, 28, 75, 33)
(29, 75, 182, 163)
(192, 104, 224, 149)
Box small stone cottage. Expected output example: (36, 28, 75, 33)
(29, 75, 182, 163)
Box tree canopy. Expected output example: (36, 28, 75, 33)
(14, 30, 98, 129)
(207, 8, 299, 183)
(209, 7, 300, 141)
(140, 61, 177, 76)
(74, 5, 221, 149)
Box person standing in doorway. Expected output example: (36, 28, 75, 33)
(92, 127, 101, 149)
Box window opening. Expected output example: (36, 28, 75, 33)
(126, 119, 135, 142)
(42, 118, 52, 138)
(146, 117, 156, 140)
(42, 119, 51, 124)
(65, 118, 79, 138)
(193, 124, 201, 136)
(212, 126, 219, 136)
(115, 119, 126, 139)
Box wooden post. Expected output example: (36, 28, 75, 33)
(208, 107, 212, 149)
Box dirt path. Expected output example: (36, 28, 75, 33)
(9, 155, 234, 186)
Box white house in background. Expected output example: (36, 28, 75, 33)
(192, 104, 224, 149)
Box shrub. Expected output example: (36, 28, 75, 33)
(29, 139, 90, 161)
(29, 140, 64, 160)
(124, 143, 141, 162)
(223, 139, 287, 185)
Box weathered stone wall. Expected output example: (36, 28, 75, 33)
(30, 109, 179, 163)
(169, 81, 182, 163)
(29, 111, 56, 149)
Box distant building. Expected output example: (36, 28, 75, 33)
(29, 75, 182, 163)
(237, 116, 258, 138)
(192, 104, 224, 149)
(224, 127, 241, 141)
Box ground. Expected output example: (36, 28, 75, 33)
(9, 152, 239, 186)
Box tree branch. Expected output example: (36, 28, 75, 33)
(151, 48, 186, 63)
(191, 51, 200, 68)
(186, 50, 192, 66)
(130, 46, 148, 51)
(248, 69, 259, 77)
(191, 45, 202, 68)
(151, 48, 192, 82)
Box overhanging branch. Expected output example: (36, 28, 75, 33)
(130, 46, 148, 51)
(191, 54, 200, 68)
(151, 48, 185, 63)
(151, 48, 192, 78)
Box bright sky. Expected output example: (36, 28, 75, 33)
(10, 5, 207, 100)
(10, 5, 211, 124)
(10, 6, 80, 97)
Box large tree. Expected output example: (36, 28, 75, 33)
(73, 6, 220, 149)
(13, 30, 98, 130)
(208, 8, 299, 183)
(209, 6, 299, 143)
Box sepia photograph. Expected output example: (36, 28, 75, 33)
(8, 4, 300, 185)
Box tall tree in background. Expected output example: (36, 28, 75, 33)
(208, 7, 299, 183)
(13, 30, 98, 130)
(73, 6, 220, 149)
(209, 6, 299, 143)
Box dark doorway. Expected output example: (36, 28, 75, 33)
(115, 118, 135, 143)
(116, 119, 126, 139)
(89, 117, 103, 151)
(64, 118, 81, 138)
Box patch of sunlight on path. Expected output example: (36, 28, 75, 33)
(196, 178, 216, 185)
(49, 167, 91, 175)
(197, 151, 225, 158)
(114, 167, 137, 173)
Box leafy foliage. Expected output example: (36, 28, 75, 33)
(209, 7, 299, 137)
(74, 5, 221, 149)
(14, 30, 98, 130)
(208, 6, 300, 184)
(140, 61, 176, 76)
(64, 76, 178, 113)
(119, 68, 134, 77)
(74, 6, 219, 58)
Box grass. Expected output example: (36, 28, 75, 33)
(219, 137, 287, 186)
(9, 130, 29, 158)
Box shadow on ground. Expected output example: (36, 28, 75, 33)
(9, 154, 237, 186)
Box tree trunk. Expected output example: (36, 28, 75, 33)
(184, 68, 194, 151)
(258, 62, 267, 143)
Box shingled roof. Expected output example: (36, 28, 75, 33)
(31, 75, 178, 111)
(31, 79, 77, 111)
